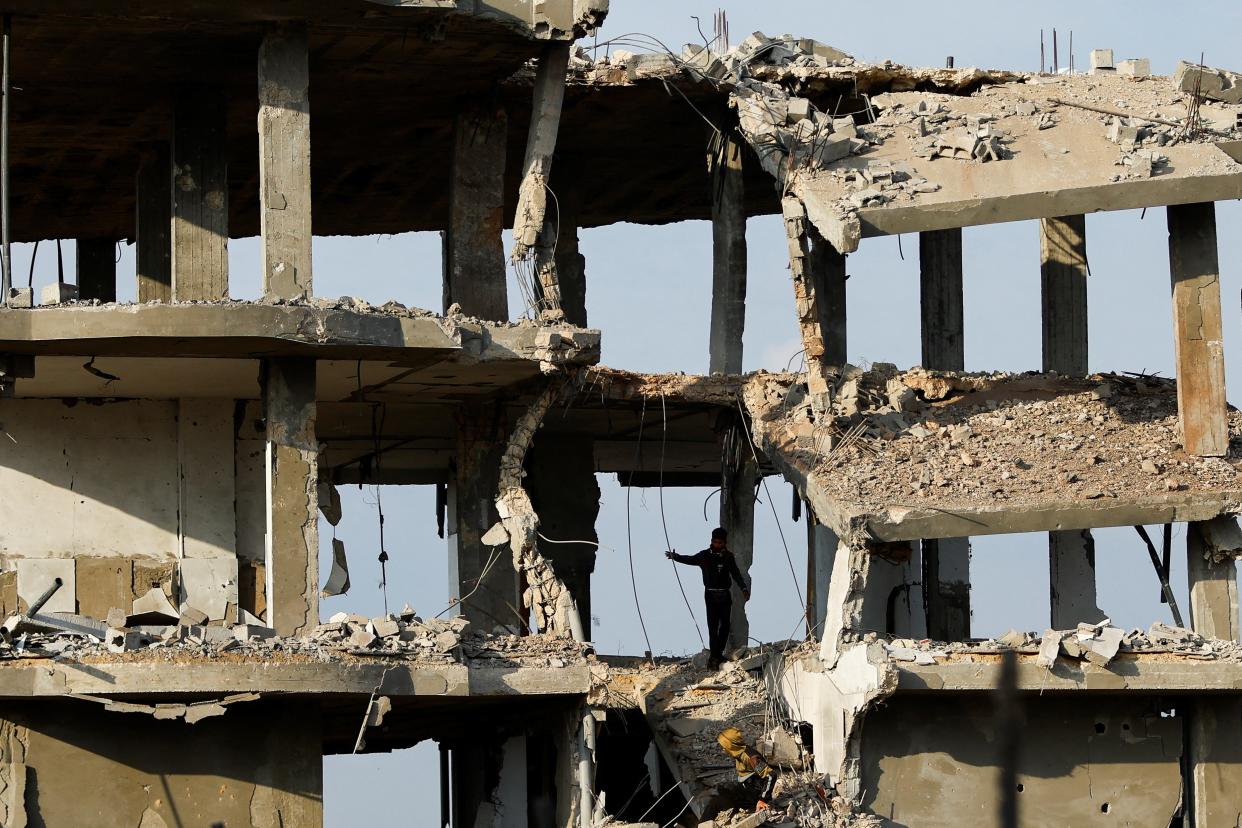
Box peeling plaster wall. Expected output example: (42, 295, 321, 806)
(1, 699, 321, 828)
(861, 695, 1183, 827)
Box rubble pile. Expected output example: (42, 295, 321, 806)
(876, 620, 1242, 668)
(0, 602, 587, 667)
(760, 365, 1242, 513)
(707, 772, 883, 828)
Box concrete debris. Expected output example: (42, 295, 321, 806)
(1198, 516, 1242, 562)
(321, 537, 351, 598)
(130, 587, 179, 624)
(1175, 60, 1242, 105)
(40, 282, 78, 305)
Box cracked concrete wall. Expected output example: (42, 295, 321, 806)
(1, 698, 321, 828)
(861, 695, 1183, 827)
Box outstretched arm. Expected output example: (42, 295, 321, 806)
(665, 550, 701, 566)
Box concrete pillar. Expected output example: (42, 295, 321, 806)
(806, 515, 836, 640)
(0, 699, 322, 827)
(450, 401, 520, 632)
(258, 25, 312, 300)
(1188, 696, 1242, 828)
(444, 103, 508, 320)
(1040, 215, 1088, 376)
(1049, 529, 1106, 628)
(861, 541, 926, 639)
(919, 228, 970, 640)
(526, 436, 599, 626)
(1185, 519, 1242, 827)
(721, 454, 758, 651)
(708, 130, 746, 374)
(75, 238, 115, 302)
(553, 181, 587, 327)
(263, 358, 319, 636)
(1168, 202, 1228, 457)
(135, 142, 172, 302)
(919, 229, 964, 372)
(808, 226, 847, 365)
(1187, 520, 1240, 641)
(1041, 215, 1104, 628)
(172, 86, 229, 301)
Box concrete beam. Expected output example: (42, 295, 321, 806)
(74, 239, 115, 303)
(172, 86, 229, 301)
(894, 655, 1242, 692)
(451, 401, 520, 633)
(445, 103, 508, 320)
(708, 130, 746, 375)
(1187, 520, 1240, 641)
(135, 143, 172, 303)
(258, 25, 313, 300)
(263, 358, 318, 636)
(1168, 201, 1228, 456)
(721, 452, 757, 650)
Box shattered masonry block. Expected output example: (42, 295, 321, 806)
(1174, 60, 1242, 104)
(40, 282, 78, 306)
(1090, 49, 1114, 70)
(1117, 58, 1151, 78)
(7, 287, 32, 308)
(786, 97, 812, 123)
(625, 52, 677, 81)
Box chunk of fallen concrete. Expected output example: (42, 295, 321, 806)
(130, 587, 179, 625)
(1036, 629, 1062, 668)
(321, 537, 351, 598)
(233, 623, 276, 642)
(481, 522, 510, 547)
(1084, 626, 1125, 666)
(369, 617, 400, 638)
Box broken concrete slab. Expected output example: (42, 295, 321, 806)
(130, 587, 179, 624)
(1175, 60, 1242, 105)
(178, 558, 238, 623)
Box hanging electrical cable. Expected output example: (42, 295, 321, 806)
(659, 392, 705, 647)
(625, 397, 655, 660)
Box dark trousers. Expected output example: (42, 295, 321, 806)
(705, 589, 732, 662)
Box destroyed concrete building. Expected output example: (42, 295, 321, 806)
(0, 3, 1240, 826)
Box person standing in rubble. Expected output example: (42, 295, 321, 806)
(665, 527, 750, 669)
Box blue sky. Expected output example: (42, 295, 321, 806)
(22, 2, 1242, 823)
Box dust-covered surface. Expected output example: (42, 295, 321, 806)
(744, 366, 1242, 535)
(0, 607, 589, 670)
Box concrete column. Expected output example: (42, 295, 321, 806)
(919, 229, 964, 372)
(721, 454, 758, 651)
(1049, 529, 1105, 628)
(1168, 202, 1228, 457)
(861, 541, 926, 639)
(444, 103, 508, 320)
(1187, 520, 1240, 641)
(263, 358, 319, 636)
(526, 436, 599, 626)
(75, 238, 115, 302)
(450, 401, 520, 632)
(920, 228, 970, 640)
(1040, 215, 1088, 376)
(553, 181, 587, 327)
(806, 515, 836, 640)
(1041, 215, 1104, 628)
(172, 86, 229, 301)
(1188, 697, 1242, 828)
(258, 25, 312, 300)
(1185, 520, 1242, 827)
(708, 130, 746, 374)
(808, 226, 847, 365)
(135, 142, 172, 302)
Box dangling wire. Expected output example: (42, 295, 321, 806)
(370, 397, 390, 616)
(659, 391, 704, 647)
(625, 397, 655, 660)
(25, 239, 36, 287)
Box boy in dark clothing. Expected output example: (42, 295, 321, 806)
(666, 527, 750, 669)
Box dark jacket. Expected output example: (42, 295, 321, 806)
(670, 548, 748, 592)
